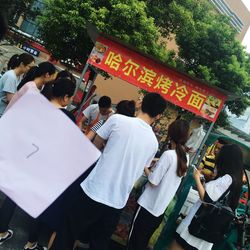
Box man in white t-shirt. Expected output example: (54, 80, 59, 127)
(50, 93, 166, 250)
(78, 96, 113, 133)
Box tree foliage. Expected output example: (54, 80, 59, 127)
(38, 0, 250, 123)
(38, 0, 173, 64)
(155, 0, 250, 118)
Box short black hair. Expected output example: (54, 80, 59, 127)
(217, 137, 228, 145)
(116, 100, 135, 117)
(56, 70, 76, 84)
(98, 96, 112, 108)
(52, 78, 76, 98)
(141, 93, 166, 118)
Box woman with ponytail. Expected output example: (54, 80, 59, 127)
(169, 144, 243, 250)
(127, 119, 190, 250)
(3, 62, 57, 113)
(48, 77, 76, 122)
(0, 53, 35, 116)
(17, 61, 56, 91)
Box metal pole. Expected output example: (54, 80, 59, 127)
(190, 121, 215, 166)
(75, 72, 98, 119)
(190, 104, 226, 166)
(66, 62, 89, 110)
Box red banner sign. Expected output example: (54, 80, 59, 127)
(87, 37, 227, 122)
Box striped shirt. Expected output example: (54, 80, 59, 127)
(199, 154, 216, 176)
(91, 120, 105, 132)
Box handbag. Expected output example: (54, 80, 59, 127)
(188, 186, 235, 243)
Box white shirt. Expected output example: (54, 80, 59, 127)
(5, 81, 39, 114)
(176, 174, 232, 250)
(83, 104, 108, 124)
(186, 125, 205, 152)
(138, 150, 182, 217)
(0, 70, 22, 115)
(81, 114, 158, 209)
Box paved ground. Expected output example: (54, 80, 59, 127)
(0, 193, 125, 250)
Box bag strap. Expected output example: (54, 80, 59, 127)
(218, 183, 232, 202)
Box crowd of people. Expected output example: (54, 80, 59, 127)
(0, 19, 245, 250)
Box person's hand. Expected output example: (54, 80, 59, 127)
(193, 168, 202, 181)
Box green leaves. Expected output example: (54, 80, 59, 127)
(38, 0, 169, 64)
(38, 0, 250, 125)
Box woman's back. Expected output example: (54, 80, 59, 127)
(138, 150, 181, 217)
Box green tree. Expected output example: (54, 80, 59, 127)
(38, 0, 250, 124)
(151, 0, 250, 119)
(38, 0, 173, 65)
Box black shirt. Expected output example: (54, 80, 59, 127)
(60, 108, 76, 123)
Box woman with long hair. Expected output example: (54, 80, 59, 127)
(127, 119, 190, 250)
(3, 62, 57, 113)
(41, 70, 76, 101)
(0, 53, 35, 116)
(170, 144, 243, 250)
(17, 61, 56, 91)
(48, 77, 76, 122)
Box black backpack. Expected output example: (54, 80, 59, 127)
(188, 186, 235, 243)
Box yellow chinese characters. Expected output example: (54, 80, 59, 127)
(104, 51, 122, 71)
(187, 90, 207, 110)
(170, 83, 188, 101)
(138, 67, 157, 87)
(153, 75, 173, 94)
(122, 59, 140, 77)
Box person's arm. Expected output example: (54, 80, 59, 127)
(193, 168, 205, 200)
(78, 115, 88, 129)
(78, 106, 91, 129)
(147, 152, 170, 187)
(144, 167, 151, 177)
(86, 130, 96, 141)
(93, 135, 106, 150)
(93, 115, 117, 150)
(6, 92, 14, 103)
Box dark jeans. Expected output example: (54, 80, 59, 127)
(0, 196, 42, 243)
(127, 206, 164, 250)
(0, 196, 16, 233)
(50, 189, 122, 250)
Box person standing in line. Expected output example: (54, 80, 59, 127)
(17, 62, 56, 91)
(199, 137, 228, 181)
(86, 100, 136, 141)
(0, 61, 56, 250)
(50, 92, 166, 250)
(169, 144, 243, 250)
(41, 70, 76, 101)
(49, 78, 76, 122)
(0, 53, 35, 116)
(127, 119, 190, 250)
(78, 95, 113, 133)
(4, 62, 57, 112)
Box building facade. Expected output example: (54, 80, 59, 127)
(210, 0, 250, 41)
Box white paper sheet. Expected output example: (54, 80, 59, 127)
(0, 89, 101, 218)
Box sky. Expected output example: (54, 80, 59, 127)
(242, 0, 250, 52)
